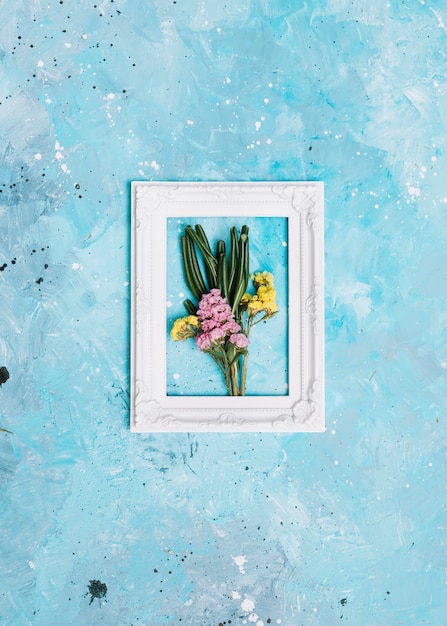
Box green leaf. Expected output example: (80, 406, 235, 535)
(228, 226, 238, 299)
(243, 236, 249, 292)
(217, 252, 229, 303)
(186, 226, 218, 269)
(216, 239, 226, 257)
(186, 226, 218, 288)
(186, 233, 207, 294)
(181, 235, 202, 300)
(195, 224, 215, 256)
(231, 231, 249, 314)
(183, 299, 197, 315)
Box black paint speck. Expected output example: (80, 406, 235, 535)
(87, 579, 107, 604)
(0, 367, 10, 385)
(340, 597, 348, 606)
(36, 277, 43, 284)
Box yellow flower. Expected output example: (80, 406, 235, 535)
(239, 292, 253, 310)
(248, 276, 278, 317)
(247, 297, 264, 315)
(256, 285, 273, 299)
(262, 297, 278, 316)
(241, 272, 278, 318)
(252, 271, 275, 289)
(170, 315, 200, 341)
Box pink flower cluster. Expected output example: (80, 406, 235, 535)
(195, 289, 249, 351)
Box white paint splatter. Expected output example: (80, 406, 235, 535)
(407, 183, 421, 197)
(34, 153, 42, 160)
(232, 591, 241, 599)
(241, 597, 255, 612)
(173, 373, 180, 380)
(232, 555, 247, 574)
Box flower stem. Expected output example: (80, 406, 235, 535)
(230, 361, 240, 396)
(208, 349, 232, 394)
(240, 321, 252, 396)
(240, 355, 247, 396)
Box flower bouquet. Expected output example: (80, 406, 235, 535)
(170, 224, 278, 396)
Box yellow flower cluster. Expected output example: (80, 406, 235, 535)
(170, 315, 200, 341)
(252, 271, 274, 288)
(241, 271, 278, 317)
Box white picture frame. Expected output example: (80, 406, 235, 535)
(131, 182, 324, 432)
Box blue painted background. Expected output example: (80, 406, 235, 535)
(166, 216, 288, 396)
(1, 1, 446, 624)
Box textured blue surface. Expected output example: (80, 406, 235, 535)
(1, 1, 447, 624)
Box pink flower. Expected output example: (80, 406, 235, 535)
(230, 333, 250, 348)
(195, 289, 248, 352)
(221, 320, 241, 334)
(214, 310, 230, 323)
(200, 319, 216, 332)
(195, 333, 212, 351)
(200, 288, 221, 307)
(209, 327, 226, 342)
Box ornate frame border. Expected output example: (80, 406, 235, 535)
(131, 182, 324, 432)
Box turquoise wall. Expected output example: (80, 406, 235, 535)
(1, 1, 446, 624)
